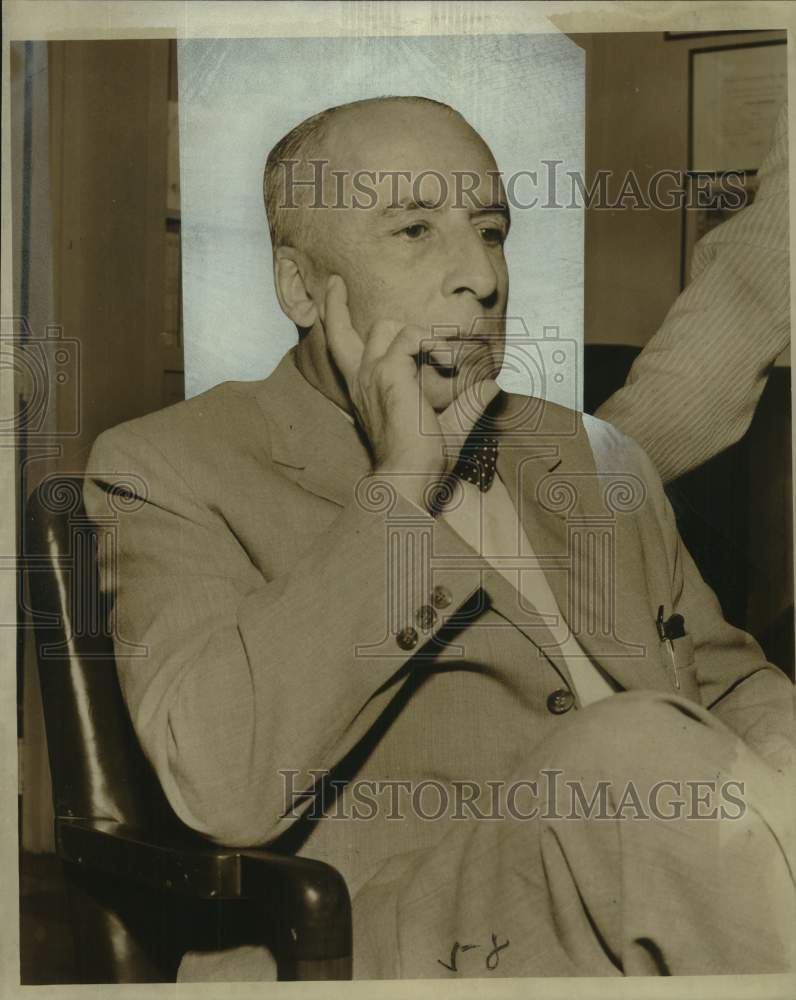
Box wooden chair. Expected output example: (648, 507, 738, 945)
(23, 474, 352, 982)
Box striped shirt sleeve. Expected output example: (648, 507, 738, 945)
(595, 101, 790, 484)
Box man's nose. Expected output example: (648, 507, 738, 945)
(441, 229, 500, 305)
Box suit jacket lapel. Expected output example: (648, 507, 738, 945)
(466, 392, 578, 687)
(255, 347, 373, 506)
(490, 390, 667, 695)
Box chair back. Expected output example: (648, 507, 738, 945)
(23, 474, 211, 981)
(25, 474, 175, 830)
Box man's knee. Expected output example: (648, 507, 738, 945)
(536, 690, 728, 788)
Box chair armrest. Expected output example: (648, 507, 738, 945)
(237, 848, 351, 962)
(56, 816, 352, 970)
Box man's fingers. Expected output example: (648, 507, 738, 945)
(383, 326, 476, 368)
(324, 275, 363, 384)
(364, 324, 463, 382)
(423, 339, 484, 371)
(361, 318, 405, 371)
(391, 331, 462, 363)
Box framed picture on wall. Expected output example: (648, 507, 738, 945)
(689, 39, 787, 172)
(681, 39, 787, 287)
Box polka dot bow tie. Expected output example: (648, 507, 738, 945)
(451, 430, 500, 492)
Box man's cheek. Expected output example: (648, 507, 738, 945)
(339, 265, 388, 332)
(351, 293, 417, 341)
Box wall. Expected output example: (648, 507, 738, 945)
(48, 39, 174, 474)
(573, 30, 792, 676)
(177, 33, 585, 408)
(575, 29, 787, 348)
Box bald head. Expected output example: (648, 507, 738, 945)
(263, 96, 494, 253)
(268, 94, 509, 399)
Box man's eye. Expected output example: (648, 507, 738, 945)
(398, 223, 430, 240)
(479, 225, 506, 246)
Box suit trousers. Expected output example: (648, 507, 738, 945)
(177, 690, 794, 981)
(351, 690, 794, 979)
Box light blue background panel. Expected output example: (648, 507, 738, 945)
(178, 33, 584, 407)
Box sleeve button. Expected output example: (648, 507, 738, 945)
(415, 604, 437, 631)
(431, 585, 452, 609)
(546, 689, 575, 715)
(396, 626, 419, 651)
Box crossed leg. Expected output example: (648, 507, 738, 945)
(352, 691, 795, 979)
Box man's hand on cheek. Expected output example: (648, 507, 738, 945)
(323, 275, 502, 511)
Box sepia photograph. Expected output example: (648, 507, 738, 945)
(2, 2, 794, 996)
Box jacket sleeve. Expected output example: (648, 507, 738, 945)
(596, 101, 789, 483)
(83, 422, 482, 847)
(631, 430, 795, 775)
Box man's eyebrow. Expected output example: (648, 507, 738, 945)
(378, 200, 511, 223)
(470, 203, 511, 223)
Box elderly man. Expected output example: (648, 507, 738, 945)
(84, 96, 794, 980)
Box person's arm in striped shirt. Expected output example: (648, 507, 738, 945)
(596, 102, 789, 484)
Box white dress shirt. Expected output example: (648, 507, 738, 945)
(437, 473, 615, 707)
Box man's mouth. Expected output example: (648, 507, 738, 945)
(416, 338, 490, 379)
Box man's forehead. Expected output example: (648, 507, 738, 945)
(321, 101, 499, 180)
(279, 101, 508, 245)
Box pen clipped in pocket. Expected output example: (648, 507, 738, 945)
(656, 607, 697, 699)
(660, 633, 697, 697)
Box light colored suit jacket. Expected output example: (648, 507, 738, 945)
(84, 347, 794, 897)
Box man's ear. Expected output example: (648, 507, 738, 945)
(273, 247, 320, 328)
